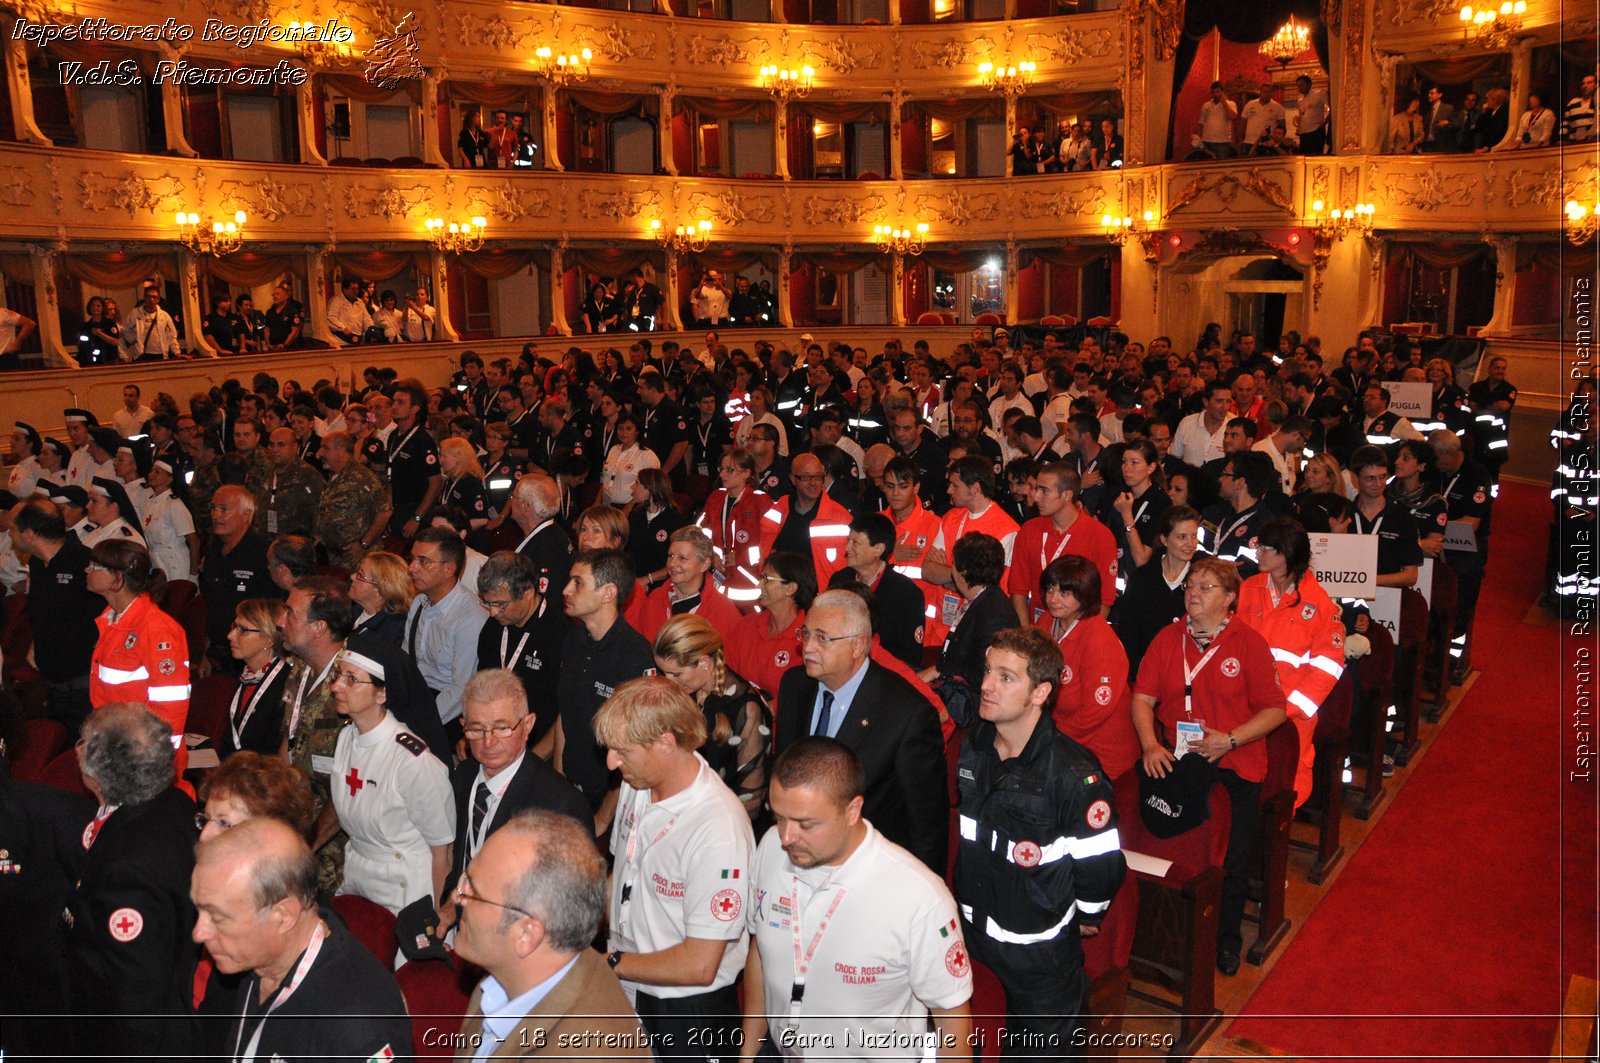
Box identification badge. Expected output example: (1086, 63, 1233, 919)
(711, 567, 726, 588)
(266, 510, 278, 534)
(1174, 720, 1205, 759)
(311, 754, 335, 777)
(941, 592, 962, 628)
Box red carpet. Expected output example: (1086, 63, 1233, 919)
(1229, 480, 1593, 1060)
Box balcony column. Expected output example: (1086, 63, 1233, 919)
(770, 0, 785, 20)
(1481, 235, 1519, 335)
(774, 100, 791, 180)
(1116, 240, 1159, 343)
(1003, 0, 1016, 18)
(304, 246, 332, 342)
(541, 85, 565, 172)
(549, 240, 573, 335)
(297, 80, 329, 165)
(777, 240, 795, 328)
(24, 245, 70, 366)
(3, 29, 52, 146)
(662, 248, 686, 331)
(1003, 95, 1017, 177)
(1003, 239, 1019, 324)
(887, 0, 901, 22)
(421, 73, 448, 167)
(888, 90, 905, 181)
(159, 46, 199, 158)
(659, 83, 679, 176)
(429, 250, 460, 341)
(888, 252, 906, 327)
(1502, 40, 1532, 151)
(178, 253, 212, 356)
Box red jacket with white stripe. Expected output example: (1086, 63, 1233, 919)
(757, 494, 852, 589)
(1234, 573, 1345, 722)
(697, 486, 771, 605)
(91, 593, 192, 773)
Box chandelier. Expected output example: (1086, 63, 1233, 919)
(651, 218, 713, 253)
(759, 64, 815, 102)
(871, 222, 929, 256)
(425, 216, 487, 254)
(285, 19, 356, 68)
(977, 59, 1036, 98)
(1260, 17, 1311, 68)
(1566, 201, 1598, 246)
(175, 210, 247, 256)
(534, 46, 592, 86)
(1459, 1, 1525, 47)
(1101, 211, 1153, 246)
(1310, 200, 1376, 240)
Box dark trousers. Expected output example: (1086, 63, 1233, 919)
(635, 982, 741, 1063)
(45, 676, 93, 735)
(1444, 548, 1485, 666)
(974, 936, 1088, 1062)
(1216, 768, 1262, 955)
(1299, 128, 1328, 155)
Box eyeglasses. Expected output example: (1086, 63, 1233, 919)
(1183, 581, 1224, 593)
(758, 575, 790, 585)
(229, 623, 264, 635)
(792, 473, 825, 482)
(411, 555, 442, 567)
(86, 562, 108, 572)
(463, 720, 524, 741)
(798, 628, 865, 646)
(330, 669, 375, 686)
(350, 570, 376, 584)
(478, 596, 516, 614)
(195, 812, 237, 832)
(457, 872, 536, 919)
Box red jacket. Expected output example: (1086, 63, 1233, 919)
(758, 494, 852, 589)
(1042, 613, 1139, 780)
(91, 594, 192, 777)
(631, 578, 745, 647)
(697, 487, 771, 606)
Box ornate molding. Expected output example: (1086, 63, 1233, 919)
(689, 189, 777, 227)
(684, 34, 752, 69)
(78, 171, 186, 217)
(1166, 167, 1293, 214)
(343, 182, 434, 220)
(576, 187, 662, 222)
(802, 193, 888, 226)
(913, 189, 1002, 226)
(1017, 185, 1107, 220)
(215, 176, 318, 223)
(1379, 167, 1475, 212)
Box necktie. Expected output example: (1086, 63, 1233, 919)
(470, 780, 491, 848)
(814, 689, 835, 737)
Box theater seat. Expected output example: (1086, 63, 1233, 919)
(331, 894, 399, 968)
(915, 311, 956, 326)
(38, 747, 93, 798)
(1245, 721, 1299, 965)
(974, 312, 1004, 326)
(1082, 869, 1137, 1039)
(1423, 562, 1460, 720)
(1351, 622, 1396, 820)
(1392, 589, 1431, 765)
(1293, 670, 1353, 884)
(188, 674, 240, 750)
(397, 956, 477, 1061)
(10, 718, 71, 782)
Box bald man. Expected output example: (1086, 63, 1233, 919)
(757, 451, 853, 588)
(191, 818, 411, 1060)
(861, 442, 898, 512)
(255, 428, 325, 538)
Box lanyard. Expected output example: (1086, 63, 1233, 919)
(1217, 506, 1256, 548)
(1041, 525, 1075, 571)
(234, 922, 327, 1063)
(287, 656, 338, 742)
(617, 790, 681, 932)
(952, 501, 992, 543)
(499, 623, 532, 671)
(722, 489, 743, 551)
(1354, 508, 1385, 536)
(1180, 623, 1229, 719)
(386, 424, 421, 480)
(790, 880, 848, 1009)
(1052, 616, 1080, 647)
(230, 658, 289, 750)
(82, 805, 118, 850)
(1442, 473, 1461, 504)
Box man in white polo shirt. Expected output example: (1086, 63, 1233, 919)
(739, 737, 973, 1062)
(600, 676, 754, 1063)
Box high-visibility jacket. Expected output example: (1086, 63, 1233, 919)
(758, 494, 852, 589)
(886, 504, 947, 644)
(91, 593, 192, 778)
(1235, 573, 1344, 808)
(631, 578, 745, 646)
(697, 487, 771, 605)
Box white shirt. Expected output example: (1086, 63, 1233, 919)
(141, 489, 196, 584)
(0, 531, 24, 594)
(1251, 436, 1299, 497)
(1039, 394, 1073, 445)
(326, 294, 375, 339)
(735, 413, 789, 457)
(602, 443, 661, 506)
(332, 712, 455, 915)
(8, 455, 40, 498)
(118, 477, 151, 517)
(67, 449, 112, 488)
(80, 517, 145, 549)
(112, 405, 154, 438)
(404, 579, 489, 724)
(1172, 411, 1227, 465)
(1297, 87, 1330, 134)
(467, 751, 526, 861)
(373, 306, 404, 342)
(693, 284, 730, 324)
(401, 303, 436, 342)
(120, 306, 181, 360)
(1198, 98, 1238, 143)
(746, 823, 972, 1060)
(987, 392, 1033, 433)
(607, 755, 753, 1000)
(1241, 98, 1286, 146)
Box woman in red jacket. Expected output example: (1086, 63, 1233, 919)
(1234, 516, 1345, 810)
(87, 539, 192, 779)
(1038, 554, 1139, 779)
(696, 446, 771, 607)
(724, 551, 812, 699)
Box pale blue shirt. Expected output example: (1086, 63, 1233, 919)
(808, 658, 870, 738)
(405, 578, 488, 724)
(471, 955, 581, 1062)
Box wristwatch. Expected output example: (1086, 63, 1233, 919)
(1227, 733, 1238, 750)
(607, 950, 623, 969)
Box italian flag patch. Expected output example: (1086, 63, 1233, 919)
(939, 918, 958, 938)
(368, 1048, 395, 1062)
(720, 869, 740, 879)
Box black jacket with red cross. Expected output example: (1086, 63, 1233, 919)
(953, 711, 1126, 960)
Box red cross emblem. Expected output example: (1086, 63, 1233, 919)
(345, 767, 365, 796)
(1085, 799, 1112, 830)
(1013, 840, 1042, 867)
(944, 941, 969, 978)
(710, 888, 741, 921)
(109, 907, 144, 942)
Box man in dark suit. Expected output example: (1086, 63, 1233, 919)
(774, 588, 948, 872)
(828, 513, 929, 670)
(437, 669, 589, 935)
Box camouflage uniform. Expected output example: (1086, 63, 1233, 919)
(317, 462, 392, 562)
(252, 459, 325, 538)
(241, 447, 276, 502)
(188, 461, 222, 531)
(283, 656, 347, 894)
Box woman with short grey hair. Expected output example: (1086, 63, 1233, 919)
(78, 703, 176, 807)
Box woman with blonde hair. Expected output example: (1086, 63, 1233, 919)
(221, 597, 293, 757)
(349, 550, 415, 646)
(438, 436, 488, 530)
(576, 504, 629, 552)
(1298, 451, 1355, 501)
(651, 613, 772, 816)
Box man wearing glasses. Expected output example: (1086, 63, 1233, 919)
(453, 811, 649, 1061)
(773, 589, 948, 872)
(474, 553, 572, 759)
(405, 529, 488, 743)
(436, 670, 589, 941)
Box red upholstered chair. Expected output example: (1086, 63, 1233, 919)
(39, 747, 93, 798)
(1082, 868, 1137, 1039)
(1351, 622, 1396, 820)
(1423, 561, 1460, 721)
(967, 958, 1008, 1062)
(10, 718, 71, 782)
(397, 957, 478, 1061)
(1085, 316, 1115, 328)
(330, 894, 399, 968)
(1293, 670, 1353, 884)
(1, 591, 33, 677)
(158, 579, 197, 619)
(915, 311, 957, 326)
(188, 674, 240, 750)
(178, 594, 210, 674)
(1245, 721, 1299, 965)
(974, 312, 1004, 326)
(1037, 314, 1067, 327)
(1392, 589, 1431, 765)
(1112, 770, 1228, 1058)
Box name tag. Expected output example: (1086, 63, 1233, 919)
(311, 754, 335, 777)
(1174, 720, 1205, 759)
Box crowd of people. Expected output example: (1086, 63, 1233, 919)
(0, 320, 1536, 1060)
(1388, 75, 1595, 154)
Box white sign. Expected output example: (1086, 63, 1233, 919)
(1309, 532, 1379, 600)
(1386, 382, 1433, 421)
(1369, 586, 1403, 640)
(1416, 557, 1435, 607)
(1443, 520, 1479, 552)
